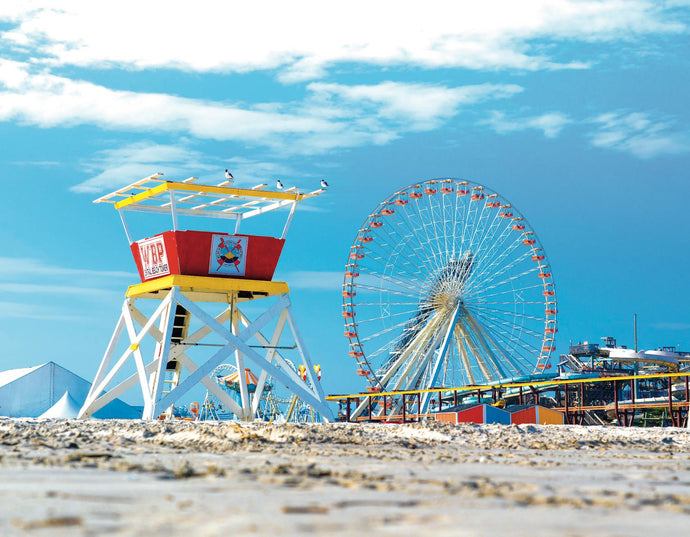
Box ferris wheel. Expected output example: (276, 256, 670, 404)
(343, 178, 557, 409)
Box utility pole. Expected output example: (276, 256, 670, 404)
(633, 313, 638, 352)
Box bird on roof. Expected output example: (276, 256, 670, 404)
(225, 169, 234, 182)
(320, 179, 329, 188)
(276, 179, 284, 189)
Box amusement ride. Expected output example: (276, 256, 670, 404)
(343, 178, 557, 417)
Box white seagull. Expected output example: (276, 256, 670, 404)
(320, 179, 329, 188)
(276, 179, 284, 189)
(225, 169, 234, 182)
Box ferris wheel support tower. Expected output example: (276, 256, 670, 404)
(78, 174, 332, 421)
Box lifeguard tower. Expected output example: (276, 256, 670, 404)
(78, 173, 333, 421)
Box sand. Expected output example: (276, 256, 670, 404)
(1, 418, 689, 536)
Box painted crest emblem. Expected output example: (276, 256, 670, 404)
(209, 234, 248, 276)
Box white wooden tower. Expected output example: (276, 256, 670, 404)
(78, 174, 333, 421)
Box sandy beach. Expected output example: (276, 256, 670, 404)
(1, 419, 689, 536)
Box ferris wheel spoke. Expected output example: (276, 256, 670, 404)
(463, 257, 537, 300)
(412, 197, 448, 271)
(467, 283, 544, 301)
(475, 300, 544, 306)
(386, 204, 447, 276)
(468, 314, 532, 375)
(352, 283, 422, 300)
(462, 310, 519, 377)
(465, 310, 533, 344)
(357, 269, 429, 296)
(376, 312, 446, 387)
(422, 193, 448, 267)
(369, 222, 442, 280)
(362, 318, 427, 354)
(467, 315, 545, 359)
(354, 301, 421, 307)
(469, 221, 519, 282)
(467, 304, 546, 324)
(355, 305, 426, 325)
(359, 245, 431, 288)
(469, 203, 504, 260)
(463, 233, 530, 294)
(470, 309, 543, 348)
(372, 221, 442, 281)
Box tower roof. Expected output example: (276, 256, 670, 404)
(94, 173, 325, 221)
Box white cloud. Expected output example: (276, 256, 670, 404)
(74, 141, 215, 193)
(0, 59, 524, 155)
(309, 82, 523, 130)
(0, 301, 86, 321)
(0, 283, 119, 298)
(0, 59, 334, 142)
(74, 143, 315, 193)
(589, 112, 689, 158)
(280, 271, 344, 290)
(484, 110, 572, 138)
(0, 257, 135, 278)
(0, 2, 684, 79)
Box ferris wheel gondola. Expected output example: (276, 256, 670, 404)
(343, 178, 557, 413)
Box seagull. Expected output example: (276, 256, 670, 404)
(320, 179, 329, 188)
(225, 169, 234, 182)
(276, 179, 284, 189)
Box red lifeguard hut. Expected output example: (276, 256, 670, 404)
(78, 173, 332, 421)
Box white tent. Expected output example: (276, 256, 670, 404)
(39, 390, 82, 419)
(0, 362, 141, 418)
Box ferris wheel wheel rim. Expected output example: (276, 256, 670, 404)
(343, 178, 558, 388)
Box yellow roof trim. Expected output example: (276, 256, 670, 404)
(114, 181, 304, 210)
(114, 182, 169, 209)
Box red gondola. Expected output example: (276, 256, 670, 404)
(381, 208, 395, 216)
(523, 239, 535, 245)
(424, 188, 437, 195)
(457, 189, 469, 196)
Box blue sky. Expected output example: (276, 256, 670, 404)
(1, 1, 689, 402)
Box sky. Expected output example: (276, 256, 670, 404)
(0, 1, 689, 405)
